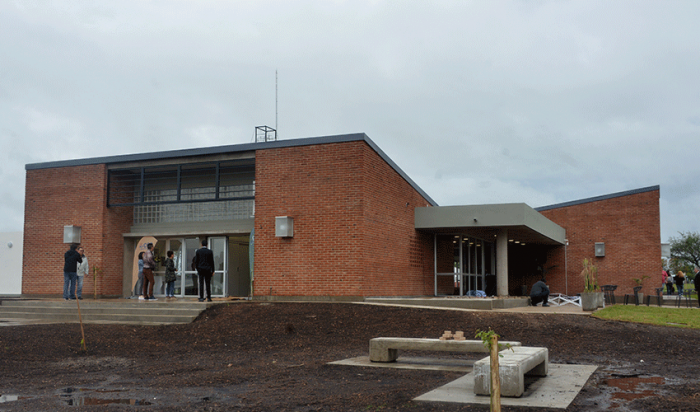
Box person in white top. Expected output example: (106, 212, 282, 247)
(76, 246, 89, 300)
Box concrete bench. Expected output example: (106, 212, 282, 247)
(473, 346, 548, 397)
(369, 337, 522, 363)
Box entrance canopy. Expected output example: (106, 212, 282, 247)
(415, 203, 565, 245)
(415, 204, 566, 297)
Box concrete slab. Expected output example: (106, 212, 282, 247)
(329, 356, 474, 372)
(369, 337, 521, 362)
(355, 300, 591, 315)
(414, 363, 597, 409)
(362, 297, 530, 311)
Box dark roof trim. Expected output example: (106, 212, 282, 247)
(25, 133, 367, 170)
(535, 185, 660, 212)
(25, 132, 438, 206)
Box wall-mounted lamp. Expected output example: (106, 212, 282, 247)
(595, 242, 605, 257)
(63, 225, 81, 244)
(7, 241, 13, 249)
(473, 217, 478, 222)
(275, 216, 294, 238)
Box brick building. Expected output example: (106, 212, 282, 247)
(22, 133, 661, 300)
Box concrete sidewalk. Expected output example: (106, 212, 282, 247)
(357, 299, 590, 315)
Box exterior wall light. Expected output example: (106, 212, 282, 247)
(595, 242, 605, 257)
(275, 216, 294, 238)
(63, 225, 82, 244)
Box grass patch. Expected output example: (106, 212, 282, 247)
(593, 305, 700, 329)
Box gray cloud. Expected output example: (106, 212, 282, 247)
(1, 1, 698, 241)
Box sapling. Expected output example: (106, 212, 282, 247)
(76, 298, 87, 352)
(475, 329, 513, 412)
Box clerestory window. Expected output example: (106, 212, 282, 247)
(107, 159, 255, 224)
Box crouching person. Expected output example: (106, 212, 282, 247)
(530, 278, 550, 307)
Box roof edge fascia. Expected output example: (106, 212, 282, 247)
(535, 185, 660, 212)
(25, 133, 369, 171)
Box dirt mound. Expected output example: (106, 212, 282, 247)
(0, 302, 698, 411)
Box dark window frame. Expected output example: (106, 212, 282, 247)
(107, 160, 255, 207)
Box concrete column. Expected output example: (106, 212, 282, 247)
(496, 228, 509, 296)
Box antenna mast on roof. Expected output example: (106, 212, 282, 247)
(252, 71, 278, 143)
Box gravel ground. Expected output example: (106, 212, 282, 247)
(0, 302, 699, 411)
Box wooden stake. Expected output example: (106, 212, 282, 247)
(490, 334, 501, 412)
(76, 298, 87, 351)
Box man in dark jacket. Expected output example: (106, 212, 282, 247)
(63, 244, 83, 300)
(193, 239, 215, 302)
(530, 278, 550, 307)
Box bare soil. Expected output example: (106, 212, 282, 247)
(0, 302, 699, 411)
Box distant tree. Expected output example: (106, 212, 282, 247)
(669, 231, 700, 281)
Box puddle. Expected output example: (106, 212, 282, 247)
(1, 394, 30, 403)
(605, 375, 664, 409)
(60, 387, 152, 407)
(64, 397, 152, 406)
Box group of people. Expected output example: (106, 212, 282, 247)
(134, 240, 215, 302)
(63, 244, 88, 300)
(662, 268, 690, 296)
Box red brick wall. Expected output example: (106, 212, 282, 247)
(253, 141, 433, 297)
(539, 189, 661, 297)
(23, 164, 132, 296)
(359, 144, 434, 295)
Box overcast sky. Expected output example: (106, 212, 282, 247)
(1, 1, 698, 242)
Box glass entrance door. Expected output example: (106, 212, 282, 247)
(455, 235, 492, 295)
(209, 237, 227, 297)
(152, 238, 184, 297)
(170, 239, 183, 296)
(146, 236, 230, 298)
(184, 238, 201, 297)
(227, 236, 250, 297)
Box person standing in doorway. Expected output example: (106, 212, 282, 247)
(63, 244, 82, 300)
(142, 243, 157, 301)
(164, 250, 177, 298)
(136, 252, 145, 299)
(76, 246, 89, 300)
(193, 239, 215, 302)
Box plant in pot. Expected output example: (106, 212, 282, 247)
(580, 258, 603, 310)
(631, 275, 650, 304)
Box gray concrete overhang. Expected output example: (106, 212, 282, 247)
(415, 203, 566, 246)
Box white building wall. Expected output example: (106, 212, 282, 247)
(0, 232, 23, 295)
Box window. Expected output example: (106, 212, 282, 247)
(107, 159, 255, 224)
